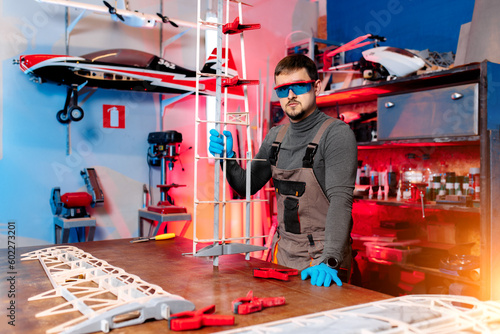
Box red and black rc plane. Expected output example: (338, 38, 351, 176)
(16, 48, 250, 123)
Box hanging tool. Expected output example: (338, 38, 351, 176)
(221, 76, 259, 87)
(222, 17, 261, 35)
(130, 233, 176, 243)
(253, 268, 298, 281)
(168, 304, 234, 331)
(232, 290, 286, 315)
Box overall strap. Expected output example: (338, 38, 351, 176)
(302, 118, 335, 168)
(269, 124, 290, 166)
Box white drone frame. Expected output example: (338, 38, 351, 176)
(21, 246, 194, 334)
(220, 294, 500, 333)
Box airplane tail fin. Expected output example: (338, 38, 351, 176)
(201, 48, 244, 99)
(201, 48, 239, 77)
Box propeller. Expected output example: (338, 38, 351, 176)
(103, 1, 125, 22)
(156, 13, 179, 27)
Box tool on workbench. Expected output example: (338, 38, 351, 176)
(130, 232, 176, 243)
(253, 268, 298, 281)
(168, 304, 234, 331)
(232, 290, 286, 315)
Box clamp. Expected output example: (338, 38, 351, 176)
(232, 290, 286, 315)
(253, 268, 298, 281)
(168, 304, 234, 331)
(222, 17, 261, 35)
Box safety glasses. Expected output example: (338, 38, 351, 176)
(274, 80, 315, 98)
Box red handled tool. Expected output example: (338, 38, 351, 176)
(253, 268, 299, 281)
(168, 304, 234, 331)
(221, 76, 260, 88)
(232, 290, 286, 315)
(222, 17, 261, 35)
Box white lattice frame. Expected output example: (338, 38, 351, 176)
(21, 246, 192, 334)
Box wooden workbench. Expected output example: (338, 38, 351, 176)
(4, 237, 389, 333)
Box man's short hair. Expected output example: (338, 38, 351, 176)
(274, 54, 318, 82)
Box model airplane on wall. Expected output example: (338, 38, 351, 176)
(36, 0, 251, 29)
(16, 48, 248, 123)
(35, 0, 191, 28)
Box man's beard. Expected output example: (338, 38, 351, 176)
(285, 100, 305, 121)
(286, 109, 306, 121)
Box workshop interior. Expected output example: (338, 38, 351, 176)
(3, 0, 500, 333)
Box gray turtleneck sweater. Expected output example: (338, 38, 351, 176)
(225, 108, 357, 264)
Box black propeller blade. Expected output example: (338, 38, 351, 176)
(103, 1, 125, 22)
(157, 13, 179, 27)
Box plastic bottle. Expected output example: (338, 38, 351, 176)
(470, 167, 480, 200)
(455, 175, 464, 196)
(356, 160, 363, 185)
(431, 175, 441, 201)
(359, 164, 371, 185)
(468, 167, 479, 198)
(462, 176, 470, 195)
(445, 172, 456, 196)
(421, 154, 433, 200)
(401, 155, 422, 200)
(370, 171, 379, 187)
(396, 180, 402, 201)
(439, 161, 448, 187)
(387, 162, 398, 198)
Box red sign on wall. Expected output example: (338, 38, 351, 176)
(103, 105, 125, 128)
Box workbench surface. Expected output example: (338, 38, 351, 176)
(3, 237, 389, 333)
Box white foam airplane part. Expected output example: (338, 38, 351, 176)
(35, 0, 196, 28)
(36, 0, 251, 29)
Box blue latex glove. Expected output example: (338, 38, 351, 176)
(208, 129, 235, 158)
(301, 263, 342, 287)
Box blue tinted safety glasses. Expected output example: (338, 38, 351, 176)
(274, 80, 315, 98)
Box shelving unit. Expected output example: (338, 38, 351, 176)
(318, 61, 500, 300)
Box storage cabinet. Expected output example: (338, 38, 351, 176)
(377, 83, 478, 140)
(316, 61, 500, 301)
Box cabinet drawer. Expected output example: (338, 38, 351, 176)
(377, 83, 478, 140)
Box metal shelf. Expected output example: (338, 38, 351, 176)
(316, 62, 481, 107)
(355, 198, 480, 213)
(357, 137, 480, 149)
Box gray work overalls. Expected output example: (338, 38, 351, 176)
(270, 118, 352, 277)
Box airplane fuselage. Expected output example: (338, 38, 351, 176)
(18, 49, 243, 98)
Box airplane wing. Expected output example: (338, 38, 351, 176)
(36, 0, 112, 14)
(35, 0, 202, 29)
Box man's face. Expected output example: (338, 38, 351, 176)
(275, 68, 321, 123)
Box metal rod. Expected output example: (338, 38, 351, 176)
(193, 0, 202, 257)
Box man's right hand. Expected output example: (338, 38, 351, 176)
(209, 129, 235, 158)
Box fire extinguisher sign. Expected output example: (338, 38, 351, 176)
(103, 105, 125, 128)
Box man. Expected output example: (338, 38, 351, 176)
(209, 54, 357, 287)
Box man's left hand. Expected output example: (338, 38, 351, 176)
(301, 263, 342, 287)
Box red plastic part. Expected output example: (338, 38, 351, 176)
(61, 192, 93, 208)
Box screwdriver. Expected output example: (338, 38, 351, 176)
(130, 233, 176, 243)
